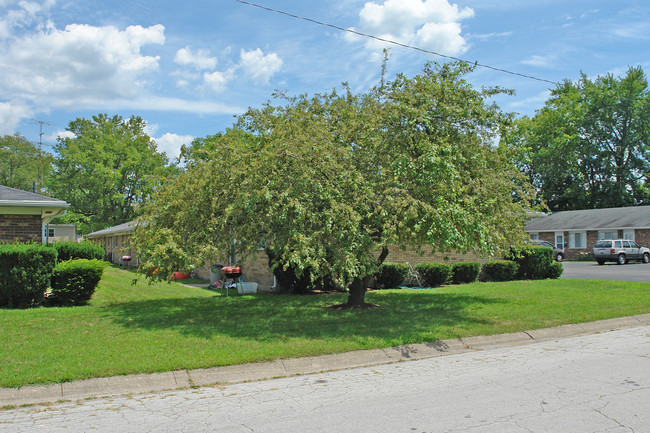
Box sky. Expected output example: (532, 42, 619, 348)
(1, 0, 649, 161)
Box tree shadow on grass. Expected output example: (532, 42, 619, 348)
(99, 290, 504, 343)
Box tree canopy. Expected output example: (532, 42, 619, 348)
(50, 114, 176, 234)
(133, 62, 535, 307)
(0, 133, 52, 192)
(512, 66, 650, 211)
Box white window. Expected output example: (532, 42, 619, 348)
(598, 231, 617, 240)
(568, 231, 586, 249)
(529, 233, 539, 241)
(43, 228, 55, 238)
(555, 232, 564, 250)
(623, 230, 635, 241)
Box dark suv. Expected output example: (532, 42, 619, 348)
(593, 239, 650, 265)
(531, 240, 565, 262)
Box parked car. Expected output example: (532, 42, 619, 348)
(593, 239, 650, 265)
(530, 240, 565, 262)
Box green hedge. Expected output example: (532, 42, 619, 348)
(450, 262, 481, 284)
(545, 261, 564, 279)
(414, 263, 451, 287)
(480, 260, 518, 282)
(506, 245, 556, 280)
(49, 259, 106, 306)
(53, 241, 105, 262)
(0, 243, 58, 308)
(374, 263, 409, 289)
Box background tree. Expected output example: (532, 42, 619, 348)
(51, 114, 176, 234)
(133, 62, 535, 308)
(0, 133, 52, 192)
(512, 66, 650, 211)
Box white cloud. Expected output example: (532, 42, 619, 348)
(50, 129, 75, 141)
(0, 0, 55, 39)
(174, 46, 217, 70)
(0, 100, 32, 134)
(239, 48, 283, 85)
(522, 54, 556, 68)
(98, 96, 243, 115)
(155, 132, 194, 160)
(471, 31, 513, 41)
(350, 0, 474, 55)
(203, 69, 236, 93)
(0, 23, 165, 106)
(507, 89, 552, 111)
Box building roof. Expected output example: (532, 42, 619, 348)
(526, 205, 650, 232)
(85, 221, 137, 238)
(0, 184, 69, 208)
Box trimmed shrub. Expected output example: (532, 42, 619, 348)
(0, 243, 58, 308)
(450, 262, 481, 284)
(414, 262, 451, 287)
(374, 262, 409, 289)
(545, 261, 564, 279)
(480, 260, 518, 282)
(506, 245, 554, 280)
(53, 241, 105, 262)
(49, 259, 106, 306)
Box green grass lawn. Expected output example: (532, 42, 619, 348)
(1, 266, 649, 388)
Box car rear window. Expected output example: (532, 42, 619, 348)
(594, 240, 611, 248)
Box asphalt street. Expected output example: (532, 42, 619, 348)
(2, 325, 648, 433)
(561, 261, 650, 282)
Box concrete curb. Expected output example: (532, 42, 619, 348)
(2, 313, 649, 408)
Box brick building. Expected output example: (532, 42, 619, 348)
(0, 185, 70, 243)
(85, 219, 487, 290)
(525, 206, 650, 260)
(84, 221, 138, 266)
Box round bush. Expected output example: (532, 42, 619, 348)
(480, 260, 518, 282)
(0, 243, 57, 308)
(450, 262, 481, 284)
(374, 263, 409, 289)
(414, 263, 451, 287)
(545, 261, 564, 279)
(505, 245, 554, 280)
(49, 259, 106, 306)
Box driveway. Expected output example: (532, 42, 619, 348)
(561, 260, 650, 282)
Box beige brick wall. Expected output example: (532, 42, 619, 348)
(236, 245, 487, 291)
(0, 214, 42, 243)
(381, 245, 486, 266)
(90, 234, 137, 266)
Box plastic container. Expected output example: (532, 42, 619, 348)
(238, 282, 258, 294)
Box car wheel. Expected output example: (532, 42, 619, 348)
(643, 253, 650, 264)
(617, 254, 626, 265)
(555, 253, 564, 262)
(596, 260, 605, 265)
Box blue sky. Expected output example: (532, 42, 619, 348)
(1, 0, 649, 160)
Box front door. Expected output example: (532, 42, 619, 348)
(555, 232, 564, 251)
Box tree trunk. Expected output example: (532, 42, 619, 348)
(347, 276, 369, 307)
(345, 246, 389, 308)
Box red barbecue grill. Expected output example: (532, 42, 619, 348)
(221, 266, 242, 296)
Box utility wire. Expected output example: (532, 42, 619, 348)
(235, 0, 559, 86)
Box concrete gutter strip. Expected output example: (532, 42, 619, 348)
(2, 314, 649, 408)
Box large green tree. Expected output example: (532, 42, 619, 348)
(0, 133, 52, 192)
(512, 66, 650, 211)
(51, 114, 175, 234)
(134, 62, 535, 307)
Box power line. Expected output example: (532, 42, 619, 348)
(234, 0, 559, 86)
